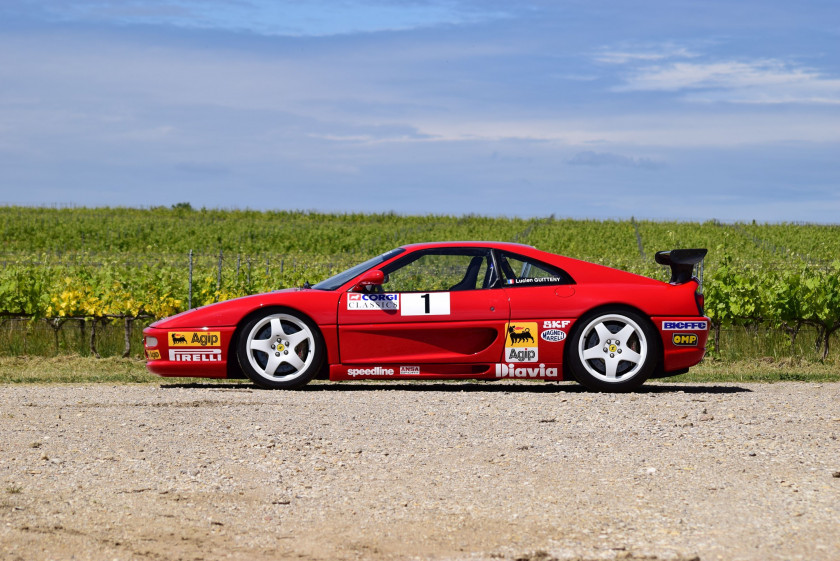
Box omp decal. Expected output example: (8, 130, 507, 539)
(347, 293, 399, 310)
(169, 349, 222, 362)
(401, 292, 450, 316)
(672, 333, 699, 346)
(400, 366, 421, 375)
(662, 321, 708, 331)
(505, 322, 539, 362)
(495, 363, 558, 378)
(146, 349, 161, 360)
(347, 367, 395, 377)
(540, 329, 566, 342)
(168, 331, 221, 347)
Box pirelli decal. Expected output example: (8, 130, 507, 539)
(169, 349, 222, 362)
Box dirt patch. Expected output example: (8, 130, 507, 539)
(1, 381, 839, 560)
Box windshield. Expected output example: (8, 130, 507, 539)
(311, 248, 404, 291)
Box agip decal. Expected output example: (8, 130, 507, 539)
(505, 322, 538, 362)
(169, 331, 221, 347)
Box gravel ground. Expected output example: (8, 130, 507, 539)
(1, 381, 838, 561)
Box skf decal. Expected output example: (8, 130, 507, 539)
(347, 293, 399, 310)
(672, 333, 699, 346)
(662, 321, 708, 331)
(543, 320, 571, 329)
(169, 349, 222, 362)
(145, 349, 161, 360)
(400, 366, 421, 375)
(495, 363, 558, 378)
(505, 322, 539, 362)
(347, 366, 395, 377)
(169, 331, 221, 347)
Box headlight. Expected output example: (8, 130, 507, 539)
(145, 336, 158, 348)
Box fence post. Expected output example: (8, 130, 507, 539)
(188, 249, 193, 309)
(215, 249, 223, 302)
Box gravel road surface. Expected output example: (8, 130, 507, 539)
(1, 381, 838, 561)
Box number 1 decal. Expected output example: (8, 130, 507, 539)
(420, 293, 430, 314)
(401, 293, 451, 316)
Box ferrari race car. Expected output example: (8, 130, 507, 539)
(144, 242, 709, 392)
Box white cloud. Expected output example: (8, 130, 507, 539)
(616, 59, 840, 104)
(595, 45, 697, 65)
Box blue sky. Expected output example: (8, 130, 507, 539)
(1, 0, 839, 222)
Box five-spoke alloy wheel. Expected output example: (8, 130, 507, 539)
(568, 309, 658, 392)
(237, 310, 324, 389)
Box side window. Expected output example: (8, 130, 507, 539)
(497, 252, 573, 287)
(381, 249, 493, 292)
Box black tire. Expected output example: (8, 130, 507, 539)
(236, 309, 324, 389)
(567, 308, 659, 392)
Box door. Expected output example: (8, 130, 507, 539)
(337, 248, 509, 365)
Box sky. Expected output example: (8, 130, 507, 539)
(1, 0, 839, 222)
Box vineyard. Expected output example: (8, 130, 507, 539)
(1, 205, 839, 360)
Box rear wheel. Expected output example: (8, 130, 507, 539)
(237, 310, 324, 389)
(568, 309, 658, 392)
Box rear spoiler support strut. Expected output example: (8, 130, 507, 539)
(655, 249, 707, 286)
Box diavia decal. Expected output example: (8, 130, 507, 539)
(662, 321, 708, 331)
(495, 363, 558, 378)
(169, 331, 221, 347)
(347, 366, 395, 377)
(347, 293, 399, 310)
(169, 349, 222, 362)
(505, 322, 539, 362)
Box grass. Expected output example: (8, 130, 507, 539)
(0, 354, 837, 385)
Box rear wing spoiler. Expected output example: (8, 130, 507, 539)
(655, 248, 707, 286)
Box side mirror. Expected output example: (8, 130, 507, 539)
(353, 269, 385, 290)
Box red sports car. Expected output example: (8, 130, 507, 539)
(143, 242, 709, 392)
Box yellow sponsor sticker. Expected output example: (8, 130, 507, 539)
(169, 331, 221, 347)
(672, 333, 698, 346)
(505, 322, 538, 347)
(146, 349, 161, 360)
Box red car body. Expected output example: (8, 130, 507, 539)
(143, 242, 709, 391)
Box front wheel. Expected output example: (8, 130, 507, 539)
(237, 310, 324, 389)
(568, 309, 659, 392)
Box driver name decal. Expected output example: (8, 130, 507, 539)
(347, 293, 400, 310)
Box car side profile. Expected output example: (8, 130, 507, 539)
(144, 242, 709, 392)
